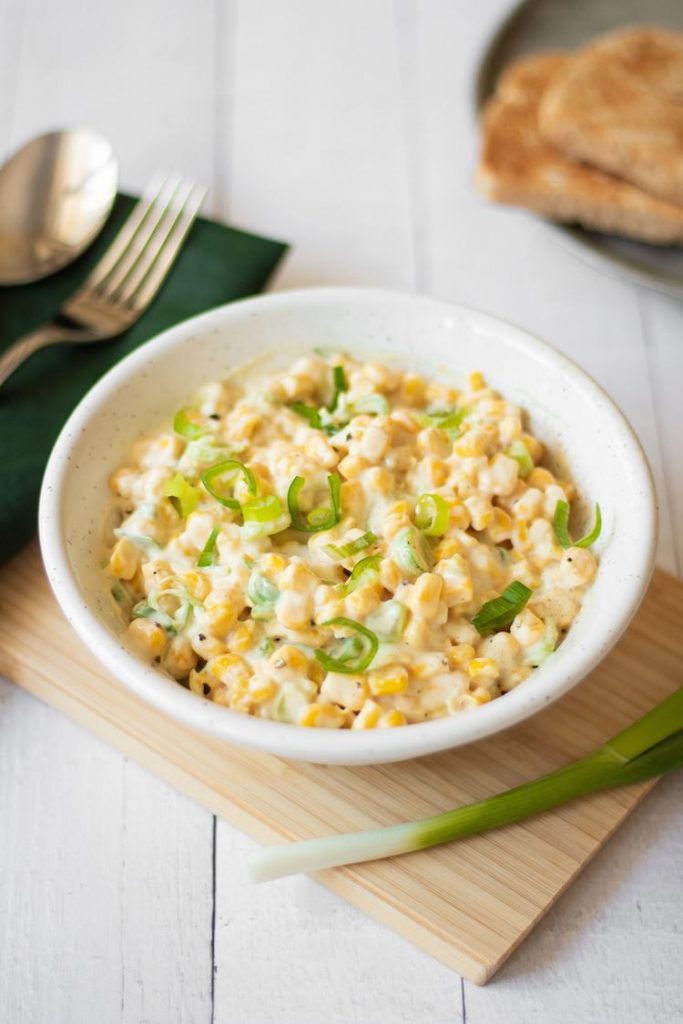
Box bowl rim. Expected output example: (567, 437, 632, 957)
(39, 286, 657, 764)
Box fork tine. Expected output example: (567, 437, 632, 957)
(114, 178, 198, 305)
(83, 173, 171, 290)
(127, 183, 206, 312)
(99, 175, 183, 296)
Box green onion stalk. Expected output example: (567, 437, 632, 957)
(248, 688, 683, 883)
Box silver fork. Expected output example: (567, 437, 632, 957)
(0, 174, 206, 387)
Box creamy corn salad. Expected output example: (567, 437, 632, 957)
(104, 353, 600, 730)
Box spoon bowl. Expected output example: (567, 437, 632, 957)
(0, 129, 118, 285)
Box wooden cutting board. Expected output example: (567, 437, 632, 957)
(0, 542, 679, 984)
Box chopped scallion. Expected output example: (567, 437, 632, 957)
(173, 409, 207, 440)
(287, 473, 341, 533)
(415, 494, 449, 537)
(323, 531, 377, 560)
(164, 472, 202, 519)
(392, 526, 433, 577)
(197, 526, 220, 567)
(471, 581, 532, 636)
(315, 617, 379, 675)
(553, 500, 602, 550)
(290, 402, 323, 429)
(340, 555, 382, 596)
(505, 440, 534, 479)
(329, 365, 348, 412)
(201, 459, 257, 510)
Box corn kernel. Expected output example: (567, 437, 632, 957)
(205, 593, 238, 637)
(527, 467, 555, 491)
(210, 653, 251, 684)
(408, 573, 443, 620)
(364, 466, 394, 495)
(227, 620, 257, 654)
(448, 643, 475, 669)
(368, 664, 409, 696)
(467, 371, 485, 391)
(471, 686, 492, 705)
(433, 537, 461, 560)
(468, 657, 500, 683)
(247, 677, 277, 703)
(108, 538, 138, 580)
(338, 454, 370, 480)
(487, 508, 512, 543)
(261, 553, 286, 574)
(378, 709, 407, 728)
(346, 582, 381, 618)
(352, 699, 383, 729)
(298, 702, 345, 728)
(379, 559, 402, 592)
(400, 373, 427, 406)
(520, 432, 544, 463)
(271, 644, 309, 672)
(127, 617, 168, 656)
(179, 570, 211, 601)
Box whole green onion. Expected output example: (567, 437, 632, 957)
(288, 473, 341, 533)
(173, 409, 207, 441)
(249, 688, 683, 883)
(553, 500, 602, 550)
(164, 472, 202, 519)
(315, 617, 379, 675)
(323, 531, 377, 560)
(471, 581, 532, 636)
(197, 526, 220, 567)
(415, 493, 449, 537)
(201, 459, 257, 510)
(505, 440, 534, 479)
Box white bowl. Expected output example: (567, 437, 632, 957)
(39, 288, 656, 765)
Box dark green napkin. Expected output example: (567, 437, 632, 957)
(0, 194, 288, 564)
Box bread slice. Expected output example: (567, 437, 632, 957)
(476, 52, 683, 245)
(539, 26, 683, 207)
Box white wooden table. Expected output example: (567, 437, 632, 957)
(1, 2, 682, 1021)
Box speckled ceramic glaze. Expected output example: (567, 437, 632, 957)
(39, 288, 656, 765)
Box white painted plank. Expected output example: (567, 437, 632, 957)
(0, 679, 124, 1024)
(638, 292, 683, 575)
(120, 760, 214, 1024)
(213, 823, 463, 1024)
(229, 0, 415, 289)
(1, 1, 218, 1021)
(464, 774, 683, 1024)
(7, 0, 216, 202)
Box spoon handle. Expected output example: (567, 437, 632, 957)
(0, 322, 85, 387)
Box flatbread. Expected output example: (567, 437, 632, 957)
(476, 52, 683, 245)
(539, 26, 683, 207)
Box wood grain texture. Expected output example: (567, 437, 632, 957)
(0, 543, 679, 985)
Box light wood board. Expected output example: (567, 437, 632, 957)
(0, 542, 679, 984)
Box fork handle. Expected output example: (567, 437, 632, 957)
(0, 322, 85, 387)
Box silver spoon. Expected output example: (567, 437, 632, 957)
(0, 129, 118, 285)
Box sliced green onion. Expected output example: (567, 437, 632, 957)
(525, 620, 559, 668)
(197, 526, 220, 568)
(164, 472, 202, 519)
(471, 581, 532, 636)
(323, 531, 377, 560)
(329, 365, 348, 412)
(392, 526, 433, 577)
(256, 637, 275, 659)
(348, 393, 390, 417)
(505, 440, 534, 479)
(365, 600, 408, 642)
(290, 401, 323, 429)
(248, 688, 683, 882)
(340, 555, 382, 596)
(553, 500, 602, 550)
(133, 587, 194, 635)
(242, 495, 283, 524)
(113, 529, 160, 554)
(415, 494, 449, 537)
(418, 406, 469, 435)
(173, 409, 207, 440)
(247, 572, 280, 620)
(315, 617, 379, 675)
(201, 459, 257, 510)
(181, 440, 237, 468)
(287, 473, 341, 533)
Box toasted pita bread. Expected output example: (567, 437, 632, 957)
(539, 26, 683, 207)
(476, 52, 683, 245)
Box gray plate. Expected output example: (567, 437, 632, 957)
(475, 0, 683, 299)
